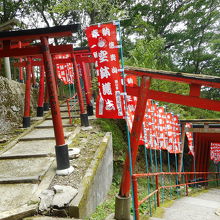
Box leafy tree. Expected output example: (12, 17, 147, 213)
(0, 0, 22, 24)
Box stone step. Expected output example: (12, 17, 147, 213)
(0, 140, 55, 158)
(46, 113, 80, 120)
(0, 183, 38, 215)
(23, 216, 82, 220)
(19, 128, 72, 141)
(0, 157, 54, 180)
(35, 119, 72, 128)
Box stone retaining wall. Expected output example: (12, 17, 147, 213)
(0, 76, 37, 135)
(69, 132, 113, 218)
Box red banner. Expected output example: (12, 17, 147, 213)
(55, 54, 74, 84)
(86, 23, 124, 118)
(210, 143, 220, 163)
(185, 123, 195, 156)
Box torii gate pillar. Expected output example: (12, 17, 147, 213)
(40, 36, 73, 175)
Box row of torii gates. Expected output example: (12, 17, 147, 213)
(1, 24, 220, 219)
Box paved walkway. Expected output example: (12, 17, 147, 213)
(0, 104, 80, 219)
(150, 188, 220, 220)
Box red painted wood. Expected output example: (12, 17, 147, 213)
(127, 87, 220, 112)
(37, 66, 45, 107)
(71, 54, 85, 114)
(81, 58, 92, 105)
(0, 31, 72, 41)
(40, 37, 65, 146)
(18, 41, 24, 81)
(0, 45, 73, 58)
(125, 70, 220, 89)
(190, 84, 201, 97)
(119, 76, 151, 197)
(75, 56, 94, 63)
(23, 57, 32, 117)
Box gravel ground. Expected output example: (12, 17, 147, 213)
(49, 120, 106, 190)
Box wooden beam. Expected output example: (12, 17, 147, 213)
(180, 119, 220, 123)
(0, 45, 73, 58)
(126, 86, 220, 112)
(0, 24, 79, 41)
(125, 66, 220, 89)
(186, 128, 220, 133)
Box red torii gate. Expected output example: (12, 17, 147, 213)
(0, 24, 80, 175)
(13, 47, 94, 123)
(116, 65, 220, 219)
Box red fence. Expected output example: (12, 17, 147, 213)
(132, 171, 220, 219)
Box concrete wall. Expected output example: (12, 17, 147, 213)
(69, 132, 113, 218)
(0, 76, 37, 135)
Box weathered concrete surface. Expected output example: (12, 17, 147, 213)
(52, 185, 78, 208)
(69, 132, 113, 218)
(36, 119, 71, 128)
(0, 157, 54, 179)
(150, 188, 220, 220)
(46, 112, 73, 119)
(39, 190, 55, 213)
(0, 140, 55, 158)
(19, 129, 72, 141)
(0, 184, 38, 213)
(24, 216, 81, 220)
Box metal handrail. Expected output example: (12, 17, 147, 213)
(132, 171, 220, 219)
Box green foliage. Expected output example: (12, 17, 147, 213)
(95, 118, 127, 156)
(125, 37, 172, 70)
(52, 0, 126, 24)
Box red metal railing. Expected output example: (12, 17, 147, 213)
(132, 171, 220, 219)
(66, 93, 79, 124)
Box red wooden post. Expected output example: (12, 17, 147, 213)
(156, 175, 160, 207)
(71, 54, 89, 127)
(37, 65, 45, 116)
(132, 175, 140, 220)
(18, 41, 24, 83)
(44, 84, 50, 111)
(23, 57, 32, 128)
(40, 36, 73, 174)
(80, 57, 93, 116)
(119, 76, 151, 197)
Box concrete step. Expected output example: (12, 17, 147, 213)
(0, 140, 55, 158)
(46, 112, 79, 120)
(19, 128, 72, 141)
(0, 157, 54, 181)
(0, 183, 38, 215)
(23, 216, 82, 219)
(35, 119, 72, 128)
